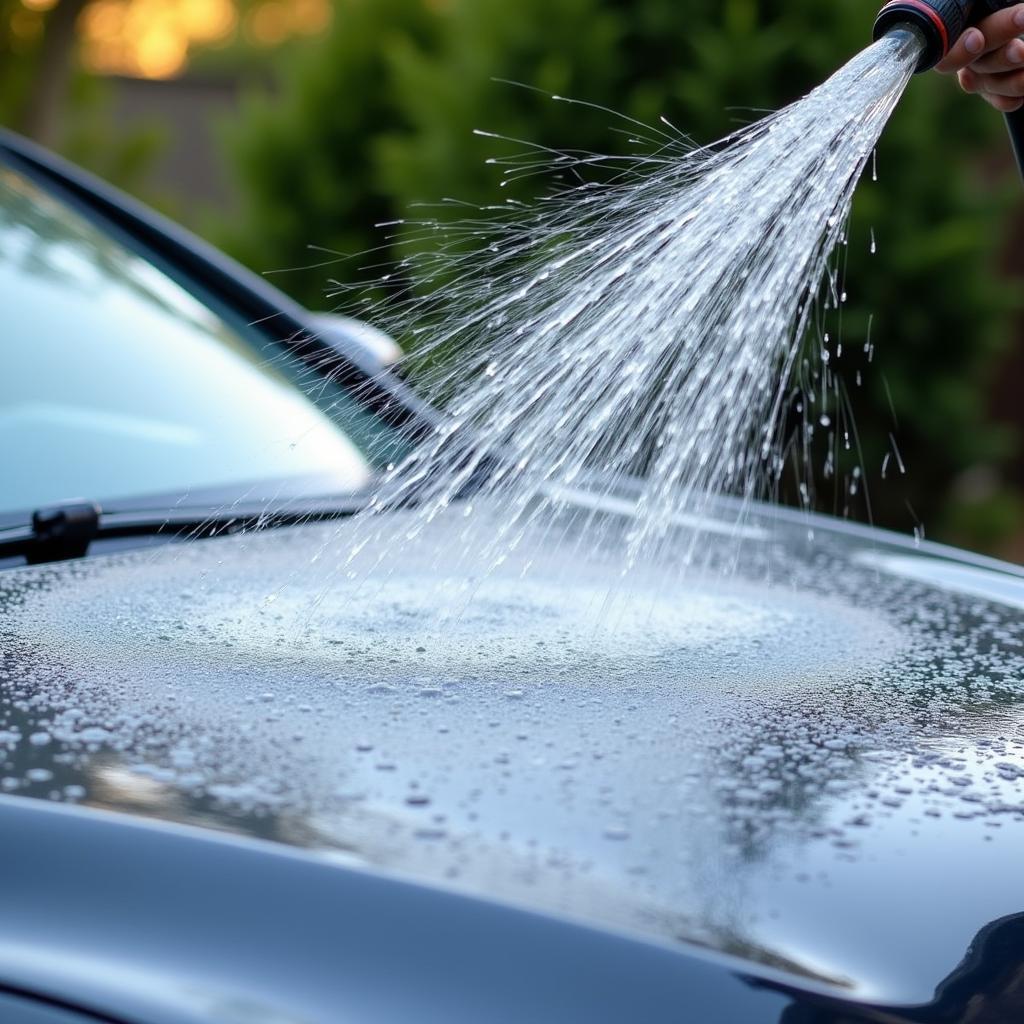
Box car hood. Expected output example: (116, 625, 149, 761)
(1, 488, 1023, 1008)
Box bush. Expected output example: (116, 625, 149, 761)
(212, 0, 437, 311)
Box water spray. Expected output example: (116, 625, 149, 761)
(340, 15, 986, 581)
(874, 0, 1024, 176)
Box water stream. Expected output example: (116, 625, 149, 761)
(337, 31, 923, 583)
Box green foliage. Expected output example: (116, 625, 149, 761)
(940, 482, 1024, 553)
(838, 109, 1020, 531)
(61, 73, 169, 198)
(0, 0, 46, 130)
(216, 0, 1023, 548)
(210, 0, 438, 308)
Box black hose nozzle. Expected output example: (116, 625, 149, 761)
(873, 0, 972, 71)
(873, 0, 1024, 179)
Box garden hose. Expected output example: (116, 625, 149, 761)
(873, 0, 1024, 178)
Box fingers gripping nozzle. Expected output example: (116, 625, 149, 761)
(872, 0, 1024, 182)
(873, 0, 1015, 71)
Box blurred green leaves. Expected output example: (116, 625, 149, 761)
(210, 0, 437, 304)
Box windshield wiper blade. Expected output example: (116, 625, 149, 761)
(0, 496, 367, 566)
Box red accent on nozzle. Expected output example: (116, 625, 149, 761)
(877, 0, 951, 53)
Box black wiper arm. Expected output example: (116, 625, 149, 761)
(28, 501, 101, 563)
(0, 496, 367, 566)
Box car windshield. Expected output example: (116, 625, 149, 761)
(0, 166, 405, 519)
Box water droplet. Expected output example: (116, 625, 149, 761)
(603, 826, 631, 841)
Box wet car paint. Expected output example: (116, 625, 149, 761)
(0, 494, 1022, 1021)
(0, 794, 1022, 1024)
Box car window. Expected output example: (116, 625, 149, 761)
(0, 166, 403, 517)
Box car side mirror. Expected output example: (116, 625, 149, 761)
(309, 313, 404, 376)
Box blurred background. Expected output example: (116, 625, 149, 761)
(2, 0, 1023, 560)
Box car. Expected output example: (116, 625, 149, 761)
(1, 127, 1023, 1024)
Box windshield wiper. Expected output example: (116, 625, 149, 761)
(0, 496, 368, 566)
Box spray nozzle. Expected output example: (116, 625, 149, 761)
(873, 0, 1024, 180)
(873, 0, 1016, 72)
(873, 0, 967, 72)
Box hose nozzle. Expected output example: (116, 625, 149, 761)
(873, 0, 1024, 181)
(873, 0, 1020, 72)
(873, 0, 970, 71)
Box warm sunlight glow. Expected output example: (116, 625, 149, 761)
(291, 0, 330, 33)
(135, 25, 188, 78)
(75, 0, 331, 80)
(246, 1, 290, 46)
(180, 0, 237, 42)
(10, 8, 44, 43)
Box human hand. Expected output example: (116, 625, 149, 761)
(935, 3, 1024, 113)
